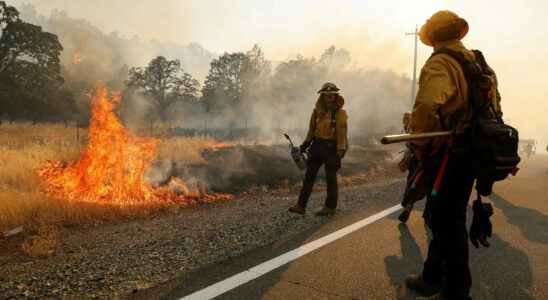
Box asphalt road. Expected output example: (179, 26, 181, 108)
(145, 155, 548, 300)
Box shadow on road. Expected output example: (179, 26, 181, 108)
(383, 202, 535, 299)
(215, 216, 348, 300)
(384, 223, 424, 300)
(489, 192, 548, 245)
(470, 233, 534, 299)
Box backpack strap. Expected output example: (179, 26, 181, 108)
(312, 104, 339, 140)
(331, 103, 349, 151)
(331, 104, 339, 139)
(430, 48, 493, 123)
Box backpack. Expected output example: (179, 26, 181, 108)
(431, 48, 521, 196)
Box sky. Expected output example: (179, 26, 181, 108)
(9, 0, 548, 147)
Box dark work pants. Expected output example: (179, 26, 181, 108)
(422, 151, 475, 300)
(298, 140, 340, 209)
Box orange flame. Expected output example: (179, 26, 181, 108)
(208, 139, 231, 149)
(72, 46, 84, 64)
(37, 82, 231, 206)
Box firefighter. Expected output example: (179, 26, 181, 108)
(403, 111, 412, 133)
(288, 82, 348, 215)
(404, 11, 502, 300)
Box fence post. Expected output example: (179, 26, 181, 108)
(204, 119, 208, 138)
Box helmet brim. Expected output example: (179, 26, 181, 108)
(318, 90, 339, 94)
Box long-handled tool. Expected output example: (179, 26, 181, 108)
(381, 129, 465, 144)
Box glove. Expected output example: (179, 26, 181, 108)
(469, 199, 494, 248)
(299, 141, 311, 153)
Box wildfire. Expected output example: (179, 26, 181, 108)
(72, 46, 84, 64)
(37, 82, 231, 206)
(208, 140, 231, 149)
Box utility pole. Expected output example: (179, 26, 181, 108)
(406, 24, 419, 110)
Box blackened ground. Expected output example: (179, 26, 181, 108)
(175, 143, 395, 193)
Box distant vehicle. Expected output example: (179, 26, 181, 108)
(519, 139, 537, 157)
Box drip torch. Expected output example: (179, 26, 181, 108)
(284, 133, 307, 170)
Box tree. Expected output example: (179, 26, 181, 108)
(202, 52, 247, 112)
(201, 44, 270, 116)
(0, 1, 64, 124)
(0, 1, 18, 35)
(319, 45, 351, 70)
(53, 88, 78, 126)
(270, 56, 320, 113)
(125, 56, 199, 123)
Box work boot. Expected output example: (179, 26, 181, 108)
(405, 274, 440, 296)
(316, 206, 336, 216)
(416, 292, 443, 300)
(398, 203, 413, 223)
(288, 204, 306, 215)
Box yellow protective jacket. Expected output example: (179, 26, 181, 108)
(304, 95, 348, 151)
(409, 41, 502, 157)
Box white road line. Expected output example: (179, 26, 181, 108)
(181, 204, 402, 300)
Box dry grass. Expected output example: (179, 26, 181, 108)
(0, 124, 221, 245)
(157, 136, 217, 165)
(0, 124, 85, 148)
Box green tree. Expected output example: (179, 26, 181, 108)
(0, 1, 18, 35)
(202, 44, 270, 116)
(53, 88, 78, 126)
(202, 52, 247, 112)
(270, 56, 321, 113)
(0, 1, 64, 124)
(126, 56, 199, 123)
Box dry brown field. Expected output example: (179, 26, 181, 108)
(0, 124, 216, 255)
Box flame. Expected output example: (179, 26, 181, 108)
(37, 82, 231, 206)
(73, 46, 84, 64)
(208, 139, 231, 149)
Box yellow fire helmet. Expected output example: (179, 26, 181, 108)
(419, 10, 469, 46)
(317, 82, 340, 94)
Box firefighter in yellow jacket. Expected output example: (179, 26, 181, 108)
(405, 11, 502, 300)
(288, 83, 348, 215)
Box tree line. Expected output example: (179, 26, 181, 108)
(0, 0, 280, 126)
(1, 1, 411, 133)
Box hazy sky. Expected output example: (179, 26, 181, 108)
(10, 0, 548, 146)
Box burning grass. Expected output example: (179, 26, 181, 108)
(0, 85, 232, 244)
(37, 83, 231, 206)
(0, 130, 225, 236)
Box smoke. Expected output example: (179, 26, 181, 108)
(13, 4, 415, 193)
(16, 4, 413, 142)
(17, 4, 216, 122)
(228, 46, 411, 143)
